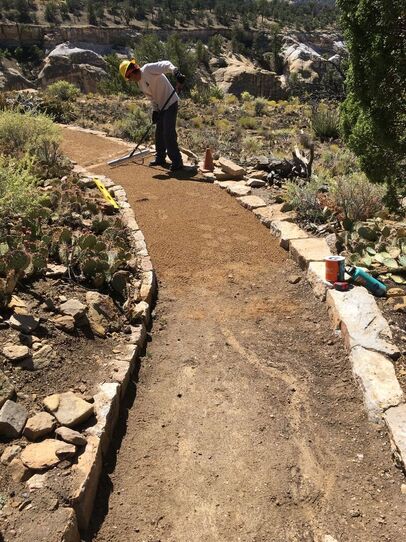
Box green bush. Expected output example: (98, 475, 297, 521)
(330, 173, 386, 222)
(239, 116, 258, 130)
(0, 110, 60, 158)
(114, 105, 151, 142)
(0, 155, 39, 217)
(254, 97, 268, 116)
(45, 80, 80, 101)
(285, 178, 328, 223)
(311, 105, 340, 141)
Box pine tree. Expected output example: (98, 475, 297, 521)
(337, 0, 405, 191)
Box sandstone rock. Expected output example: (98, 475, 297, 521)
(269, 220, 309, 249)
(9, 457, 32, 482)
(237, 195, 267, 210)
(85, 291, 116, 338)
(0, 400, 28, 438)
(1, 444, 22, 465)
(21, 439, 76, 470)
(288, 274, 301, 285)
(129, 301, 150, 324)
(307, 261, 331, 301)
(227, 184, 251, 197)
(394, 298, 406, 313)
(45, 263, 68, 278)
(30, 344, 57, 370)
(56, 427, 87, 446)
(213, 55, 286, 99)
(8, 313, 39, 333)
(0, 371, 15, 408)
(350, 346, 404, 422)
(43, 392, 94, 428)
(289, 238, 332, 270)
(326, 287, 399, 358)
(387, 288, 405, 297)
(38, 43, 108, 94)
(26, 473, 48, 491)
(253, 204, 296, 227)
(218, 157, 246, 177)
(0, 58, 33, 91)
(246, 178, 266, 188)
(138, 271, 155, 305)
(384, 404, 406, 471)
(24, 412, 56, 441)
(8, 295, 27, 311)
(52, 314, 76, 332)
(60, 298, 87, 324)
(213, 167, 237, 181)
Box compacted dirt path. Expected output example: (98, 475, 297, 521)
(62, 128, 406, 542)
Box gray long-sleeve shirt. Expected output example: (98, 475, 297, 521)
(138, 61, 179, 111)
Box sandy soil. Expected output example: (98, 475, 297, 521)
(61, 128, 406, 542)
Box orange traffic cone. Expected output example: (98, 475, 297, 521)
(203, 148, 214, 172)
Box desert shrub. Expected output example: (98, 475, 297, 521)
(330, 173, 386, 221)
(241, 91, 253, 102)
(239, 116, 258, 130)
(254, 97, 268, 116)
(0, 154, 40, 216)
(0, 110, 60, 158)
(45, 80, 80, 101)
(241, 136, 262, 157)
(224, 94, 238, 105)
(114, 105, 150, 142)
(285, 178, 329, 223)
(318, 145, 360, 178)
(215, 119, 232, 132)
(311, 105, 340, 141)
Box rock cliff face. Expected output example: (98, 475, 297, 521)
(0, 58, 34, 91)
(213, 55, 287, 99)
(37, 43, 108, 93)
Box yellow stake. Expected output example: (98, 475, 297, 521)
(94, 178, 120, 209)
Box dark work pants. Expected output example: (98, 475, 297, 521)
(155, 101, 183, 167)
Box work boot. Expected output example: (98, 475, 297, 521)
(169, 162, 184, 172)
(149, 158, 168, 167)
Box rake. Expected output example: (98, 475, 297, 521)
(107, 89, 176, 168)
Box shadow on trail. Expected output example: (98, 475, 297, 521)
(83, 341, 148, 541)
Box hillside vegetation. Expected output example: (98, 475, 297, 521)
(0, 0, 338, 31)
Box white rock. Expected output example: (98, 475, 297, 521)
(56, 426, 87, 446)
(246, 178, 266, 188)
(237, 195, 267, 210)
(289, 237, 332, 270)
(218, 157, 246, 177)
(60, 298, 87, 322)
(227, 184, 251, 197)
(307, 261, 332, 301)
(326, 287, 399, 358)
(21, 439, 76, 470)
(8, 313, 39, 333)
(269, 220, 309, 249)
(2, 344, 30, 362)
(350, 346, 404, 422)
(384, 404, 406, 471)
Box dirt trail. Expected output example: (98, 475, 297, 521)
(62, 128, 406, 542)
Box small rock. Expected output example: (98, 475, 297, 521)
(246, 178, 266, 188)
(401, 484, 406, 495)
(43, 391, 94, 428)
(45, 264, 68, 278)
(0, 400, 28, 438)
(2, 343, 30, 362)
(129, 301, 149, 323)
(8, 314, 39, 334)
(393, 297, 406, 313)
(387, 288, 405, 297)
(288, 274, 302, 285)
(86, 291, 116, 338)
(0, 371, 15, 408)
(29, 345, 57, 370)
(24, 412, 56, 441)
(21, 440, 76, 470)
(26, 473, 47, 491)
(9, 458, 32, 483)
(1, 444, 22, 465)
(8, 296, 27, 311)
(59, 295, 67, 303)
(52, 315, 75, 333)
(55, 426, 87, 446)
(59, 299, 87, 324)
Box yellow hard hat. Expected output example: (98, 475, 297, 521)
(119, 59, 140, 80)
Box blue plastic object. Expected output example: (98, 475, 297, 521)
(346, 266, 387, 297)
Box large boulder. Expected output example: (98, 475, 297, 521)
(213, 54, 286, 99)
(38, 42, 108, 93)
(0, 58, 34, 91)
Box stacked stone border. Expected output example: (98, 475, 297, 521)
(56, 126, 404, 540)
(53, 162, 157, 541)
(214, 181, 406, 476)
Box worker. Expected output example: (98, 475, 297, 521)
(119, 59, 186, 172)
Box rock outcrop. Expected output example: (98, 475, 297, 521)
(0, 58, 34, 91)
(213, 54, 286, 99)
(38, 43, 108, 93)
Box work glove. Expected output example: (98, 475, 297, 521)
(174, 69, 186, 85)
(152, 110, 160, 124)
